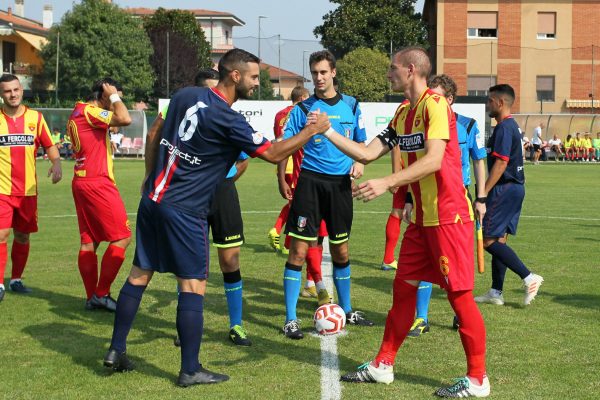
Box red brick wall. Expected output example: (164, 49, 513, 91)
(443, 62, 467, 95)
(570, 64, 600, 99)
(497, 63, 521, 112)
(498, 0, 521, 60)
(443, 0, 467, 59)
(572, 1, 600, 60)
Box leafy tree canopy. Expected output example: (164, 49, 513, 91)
(337, 47, 390, 102)
(40, 0, 154, 102)
(143, 8, 213, 97)
(314, 0, 428, 59)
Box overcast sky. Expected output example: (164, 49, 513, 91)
(13, 0, 425, 78)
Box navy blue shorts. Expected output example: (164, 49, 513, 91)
(133, 196, 210, 279)
(483, 183, 525, 238)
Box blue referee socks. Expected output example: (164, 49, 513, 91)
(223, 270, 243, 328)
(284, 263, 302, 322)
(415, 281, 433, 322)
(333, 261, 352, 313)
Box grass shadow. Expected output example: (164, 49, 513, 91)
(22, 322, 177, 382)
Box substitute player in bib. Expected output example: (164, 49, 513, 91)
(68, 78, 133, 311)
(407, 74, 488, 337)
(0, 74, 62, 301)
(322, 47, 490, 397)
(474, 84, 543, 307)
(103, 49, 331, 387)
(281, 50, 371, 340)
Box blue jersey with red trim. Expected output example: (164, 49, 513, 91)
(144, 87, 271, 216)
(487, 116, 524, 185)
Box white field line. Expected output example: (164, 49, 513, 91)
(320, 238, 342, 400)
(40, 211, 600, 222)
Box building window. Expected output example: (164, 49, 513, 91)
(467, 12, 497, 38)
(467, 75, 497, 96)
(536, 76, 555, 101)
(537, 12, 556, 39)
(225, 30, 230, 44)
(2, 41, 16, 73)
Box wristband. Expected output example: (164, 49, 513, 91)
(323, 127, 335, 138)
(109, 94, 121, 104)
(475, 197, 487, 203)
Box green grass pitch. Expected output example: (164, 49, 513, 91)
(1, 159, 598, 399)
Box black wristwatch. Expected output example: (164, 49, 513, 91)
(475, 197, 487, 203)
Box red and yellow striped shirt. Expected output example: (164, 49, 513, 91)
(380, 90, 473, 227)
(67, 102, 115, 182)
(0, 107, 53, 196)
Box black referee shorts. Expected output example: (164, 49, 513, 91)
(285, 169, 352, 243)
(207, 179, 244, 248)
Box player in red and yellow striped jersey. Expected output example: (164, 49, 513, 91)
(67, 77, 133, 311)
(0, 74, 62, 301)
(321, 48, 490, 397)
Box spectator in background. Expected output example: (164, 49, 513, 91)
(593, 132, 600, 160)
(531, 122, 544, 164)
(547, 134, 564, 161)
(521, 130, 533, 161)
(565, 134, 576, 161)
(110, 127, 124, 157)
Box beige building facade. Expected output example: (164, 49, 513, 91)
(423, 0, 600, 114)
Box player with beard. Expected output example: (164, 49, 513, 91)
(102, 49, 331, 387)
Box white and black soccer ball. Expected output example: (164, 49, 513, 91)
(314, 303, 346, 335)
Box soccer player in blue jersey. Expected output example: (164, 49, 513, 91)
(474, 84, 543, 306)
(102, 49, 331, 387)
(281, 50, 372, 340)
(407, 74, 488, 337)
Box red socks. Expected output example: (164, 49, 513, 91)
(383, 214, 401, 264)
(274, 203, 290, 234)
(10, 241, 30, 280)
(375, 279, 418, 365)
(96, 244, 126, 297)
(447, 290, 487, 383)
(78, 250, 98, 300)
(0, 242, 7, 284)
(306, 246, 323, 283)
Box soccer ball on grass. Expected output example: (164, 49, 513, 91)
(314, 303, 346, 335)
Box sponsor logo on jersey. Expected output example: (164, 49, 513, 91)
(100, 110, 110, 119)
(0, 134, 35, 146)
(225, 234, 241, 241)
(398, 132, 425, 152)
(160, 138, 202, 165)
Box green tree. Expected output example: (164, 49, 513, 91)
(250, 68, 280, 100)
(314, 0, 427, 59)
(143, 8, 213, 97)
(40, 0, 154, 102)
(337, 48, 390, 102)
